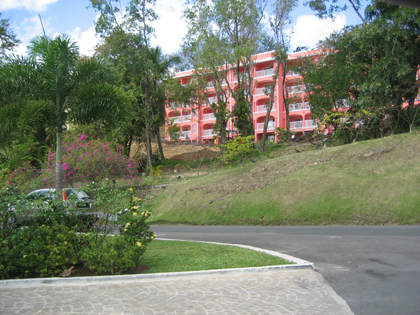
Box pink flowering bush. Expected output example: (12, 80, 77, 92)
(0, 162, 40, 191)
(40, 135, 140, 187)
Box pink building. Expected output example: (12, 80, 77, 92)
(165, 49, 322, 144)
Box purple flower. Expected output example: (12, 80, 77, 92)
(79, 134, 86, 141)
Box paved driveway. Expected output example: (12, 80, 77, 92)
(151, 225, 420, 315)
(0, 268, 352, 315)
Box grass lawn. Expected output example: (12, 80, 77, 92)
(147, 131, 420, 225)
(140, 240, 292, 274)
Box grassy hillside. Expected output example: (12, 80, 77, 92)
(146, 131, 420, 225)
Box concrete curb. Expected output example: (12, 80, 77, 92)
(0, 238, 314, 289)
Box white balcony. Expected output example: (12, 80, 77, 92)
(304, 120, 317, 128)
(168, 116, 181, 123)
(202, 129, 217, 137)
(180, 131, 191, 138)
(290, 121, 303, 129)
(256, 122, 275, 131)
(182, 115, 191, 121)
(206, 81, 214, 88)
(286, 71, 299, 77)
(203, 113, 216, 121)
(305, 101, 310, 109)
(287, 85, 303, 94)
(256, 86, 273, 96)
(256, 68, 274, 78)
(256, 103, 275, 113)
(207, 96, 217, 104)
(290, 120, 317, 130)
(256, 104, 267, 113)
(289, 103, 303, 112)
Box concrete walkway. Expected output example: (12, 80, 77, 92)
(0, 242, 353, 315)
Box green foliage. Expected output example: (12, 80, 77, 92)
(219, 135, 255, 165)
(167, 118, 181, 141)
(301, 1, 420, 139)
(0, 186, 155, 279)
(231, 91, 253, 136)
(274, 127, 293, 143)
(148, 165, 163, 177)
(0, 13, 19, 59)
(83, 188, 154, 274)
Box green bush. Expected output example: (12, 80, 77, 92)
(0, 186, 155, 279)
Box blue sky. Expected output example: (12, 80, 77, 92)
(1, 0, 365, 57)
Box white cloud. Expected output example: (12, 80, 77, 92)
(290, 13, 346, 51)
(69, 26, 100, 57)
(0, 0, 58, 11)
(151, 0, 188, 55)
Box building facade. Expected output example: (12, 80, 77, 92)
(165, 49, 322, 144)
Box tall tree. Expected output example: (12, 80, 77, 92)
(301, 0, 420, 141)
(305, 0, 367, 23)
(0, 34, 127, 193)
(182, 0, 266, 142)
(0, 13, 19, 59)
(90, 0, 178, 170)
(260, 0, 297, 152)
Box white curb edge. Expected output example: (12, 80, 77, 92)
(0, 238, 314, 288)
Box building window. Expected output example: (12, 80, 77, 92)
(193, 125, 196, 134)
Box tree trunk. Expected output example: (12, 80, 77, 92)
(146, 125, 153, 170)
(156, 126, 165, 159)
(55, 94, 63, 200)
(55, 131, 63, 199)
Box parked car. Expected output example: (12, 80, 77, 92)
(26, 188, 95, 208)
(6, 188, 97, 229)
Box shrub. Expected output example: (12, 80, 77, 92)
(0, 187, 155, 279)
(41, 135, 141, 187)
(82, 188, 155, 274)
(219, 135, 256, 166)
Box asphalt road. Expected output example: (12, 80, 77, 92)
(151, 225, 420, 315)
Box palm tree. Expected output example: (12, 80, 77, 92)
(0, 34, 128, 195)
(147, 46, 181, 161)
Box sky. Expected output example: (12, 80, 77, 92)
(1, 0, 365, 58)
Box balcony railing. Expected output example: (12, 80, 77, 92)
(305, 101, 310, 109)
(289, 103, 303, 112)
(180, 131, 191, 138)
(286, 71, 299, 77)
(182, 115, 191, 121)
(202, 129, 217, 137)
(256, 68, 274, 78)
(304, 120, 317, 128)
(202, 113, 216, 120)
(256, 104, 267, 113)
(286, 85, 303, 94)
(256, 122, 275, 131)
(289, 121, 303, 129)
(169, 101, 181, 107)
(256, 86, 273, 95)
(168, 116, 181, 123)
(207, 96, 217, 104)
(206, 81, 214, 88)
(290, 120, 317, 130)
